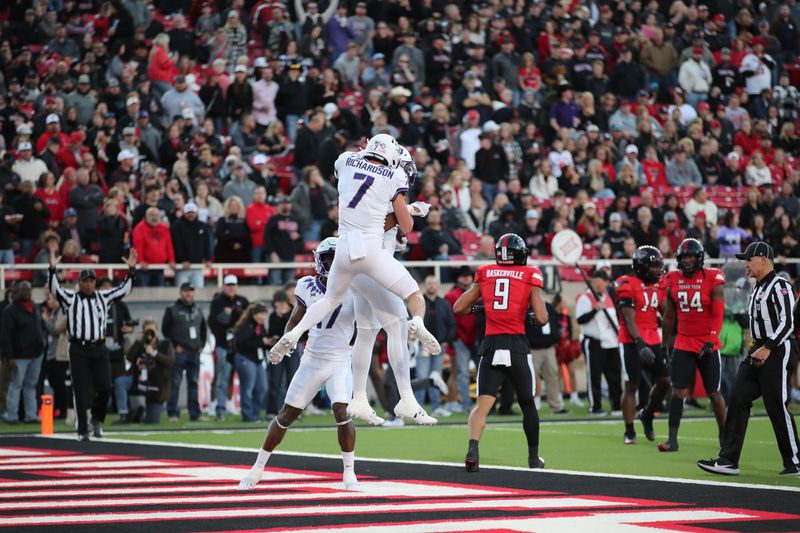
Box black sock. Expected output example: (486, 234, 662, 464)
(625, 423, 635, 436)
(641, 405, 653, 419)
(468, 439, 479, 451)
(528, 445, 539, 460)
(519, 399, 540, 449)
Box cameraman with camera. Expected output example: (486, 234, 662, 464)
(125, 318, 175, 424)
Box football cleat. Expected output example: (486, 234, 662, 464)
(624, 433, 637, 445)
(429, 370, 449, 396)
(90, 419, 103, 439)
(779, 464, 800, 476)
(238, 466, 264, 490)
(529, 456, 545, 469)
(347, 398, 385, 426)
(408, 317, 441, 355)
(465, 446, 479, 472)
(394, 398, 437, 425)
(697, 457, 739, 476)
(343, 471, 363, 491)
(658, 441, 678, 452)
(639, 410, 656, 441)
(77, 433, 90, 442)
(268, 332, 298, 364)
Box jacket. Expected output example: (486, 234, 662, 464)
(288, 181, 338, 231)
(263, 214, 304, 260)
(162, 299, 207, 352)
(0, 300, 45, 359)
(209, 292, 250, 350)
(234, 319, 270, 363)
(69, 184, 104, 231)
(444, 286, 476, 348)
(133, 220, 176, 264)
(245, 201, 275, 248)
(97, 214, 128, 264)
(147, 46, 178, 84)
(423, 296, 456, 345)
(171, 217, 211, 263)
(527, 302, 560, 349)
(126, 338, 175, 404)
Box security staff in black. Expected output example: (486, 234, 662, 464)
(48, 249, 138, 441)
(698, 242, 800, 476)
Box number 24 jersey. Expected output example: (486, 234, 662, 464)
(665, 268, 725, 352)
(475, 264, 544, 336)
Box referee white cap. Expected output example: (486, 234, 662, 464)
(735, 241, 774, 260)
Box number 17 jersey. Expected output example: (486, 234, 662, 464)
(475, 264, 544, 336)
(334, 152, 409, 236)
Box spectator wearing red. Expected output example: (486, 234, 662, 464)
(642, 145, 667, 186)
(147, 33, 178, 96)
(444, 265, 477, 414)
(57, 130, 89, 171)
(35, 171, 64, 227)
(734, 117, 760, 156)
(35, 115, 70, 155)
(246, 186, 275, 264)
(132, 207, 176, 287)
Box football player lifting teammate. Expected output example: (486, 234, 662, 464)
(616, 246, 670, 445)
(454, 233, 548, 472)
(660, 238, 727, 452)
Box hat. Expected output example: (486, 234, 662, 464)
(592, 268, 610, 281)
(625, 144, 639, 154)
(117, 149, 135, 161)
(664, 211, 678, 221)
(184, 202, 198, 214)
(600, 4, 611, 13)
(253, 57, 268, 68)
(482, 120, 500, 133)
(227, 9, 238, 18)
(583, 201, 597, 211)
(107, 77, 120, 87)
(252, 303, 268, 315)
(323, 102, 338, 119)
(698, 4, 709, 10)
(440, 184, 453, 195)
(389, 86, 412, 98)
(710, 119, 721, 129)
(69, 131, 84, 143)
(79, 269, 96, 281)
(735, 241, 774, 260)
(602, 132, 612, 141)
(727, 151, 740, 160)
(46, 114, 59, 124)
(16, 124, 32, 135)
(455, 265, 474, 279)
(251, 153, 267, 166)
(465, 109, 480, 121)
(372, 52, 385, 61)
(610, 212, 623, 222)
(587, 124, 600, 133)
(464, 70, 478, 80)
(698, 101, 710, 111)
(692, 46, 703, 54)
(714, 13, 726, 23)
(138, 110, 149, 118)
(288, 63, 302, 71)
(234, 64, 247, 73)
(410, 104, 423, 113)
(174, 74, 186, 84)
(223, 274, 238, 285)
(78, 74, 90, 84)
(122, 126, 136, 136)
(525, 209, 539, 219)
(181, 108, 195, 119)
(180, 282, 195, 291)
(105, 111, 116, 118)
(18, 141, 32, 151)
(65, 207, 77, 217)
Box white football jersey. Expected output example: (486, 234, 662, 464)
(295, 275, 355, 361)
(334, 151, 409, 236)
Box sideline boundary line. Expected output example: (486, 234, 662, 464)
(40, 434, 800, 494)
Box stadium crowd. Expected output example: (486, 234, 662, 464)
(1, 0, 800, 425)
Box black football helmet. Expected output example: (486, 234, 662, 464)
(632, 245, 664, 283)
(495, 233, 529, 265)
(676, 238, 705, 276)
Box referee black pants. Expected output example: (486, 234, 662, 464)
(583, 338, 622, 412)
(69, 343, 112, 436)
(720, 341, 800, 468)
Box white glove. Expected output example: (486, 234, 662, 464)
(269, 350, 291, 365)
(407, 201, 431, 217)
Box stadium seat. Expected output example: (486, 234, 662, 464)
(294, 254, 315, 278)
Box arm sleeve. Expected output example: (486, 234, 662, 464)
(100, 276, 132, 304)
(48, 269, 72, 308)
(161, 307, 173, 341)
(711, 298, 724, 337)
(575, 294, 596, 324)
(765, 281, 796, 350)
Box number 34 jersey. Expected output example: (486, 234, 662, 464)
(334, 151, 409, 236)
(614, 275, 665, 345)
(665, 268, 726, 352)
(475, 264, 544, 336)
(294, 275, 355, 362)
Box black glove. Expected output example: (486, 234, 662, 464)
(635, 338, 655, 365)
(470, 304, 484, 314)
(699, 342, 715, 359)
(526, 310, 536, 326)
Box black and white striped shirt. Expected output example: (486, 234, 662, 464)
(748, 271, 796, 350)
(48, 271, 133, 342)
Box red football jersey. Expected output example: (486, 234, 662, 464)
(665, 268, 726, 352)
(475, 264, 544, 336)
(615, 275, 664, 345)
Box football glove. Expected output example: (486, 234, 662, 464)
(699, 342, 715, 359)
(635, 338, 655, 365)
(470, 304, 484, 315)
(269, 350, 291, 365)
(407, 201, 431, 217)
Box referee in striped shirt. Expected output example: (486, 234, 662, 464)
(698, 242, 800, 476)
(48, 249, 138, 441)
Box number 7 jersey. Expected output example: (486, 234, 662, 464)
(665, 268, 726, 352)
(614, 275, 665, 345)
(475, 264, 544, 336)
(334, 151, 409, 236)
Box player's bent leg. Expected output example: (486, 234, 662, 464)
(466, 395, 497, 472)
(403, 291, 442, 355)
(239, 405, 303, 490)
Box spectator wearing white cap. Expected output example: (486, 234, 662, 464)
(35, 114, 69, 154)
(615, 144, 646, 185)
(11, 142, 47, 185)
(171, 202, 212, 289)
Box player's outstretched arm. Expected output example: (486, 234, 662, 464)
(529, 286, 548, 326)
(661, 287, 676, 353)
(391, 193, 413, 234)
(284, 303, 307, 333)
(453, 284, 481, 315)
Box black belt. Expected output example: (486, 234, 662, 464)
(71, 339, 105, 347)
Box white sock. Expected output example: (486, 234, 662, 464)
(352, 391, 369, 402)
(342, 451, 355, 471)
(398, 388, 415, 402)
(254, 448, 271, 469)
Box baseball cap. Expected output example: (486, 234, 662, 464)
(483, 120, 500, 133)
(180, 282, 195, 291)
(735, 241, 774, 260)
(78, 74, 90, 84)
(65, 207, 77, 217)
(610, 212, 623, 222)
(108, 77, 120, 87)
(664, 211, 678, 221)
(122, 126, 136, 136)
(583, 201, 597, 211)
(234, 64, 247, 73)
(79, 269, 96, 281)
(18, 141, 32, 151)
(181, 108, 195, 119)
(455, 265, 474, 278)
(587, 124, 600, 133)
(625, 144, 639, 154)
(372, 52, 385, 61)
(252, 153, 268, 165)
(16, 124, 32, 135)
(710, 119, 721, 129)
(138, 110, 149, 118)
(126, 96, 139, 106)
(525, 209, 539, 219)
(714, 13, 726, 22)
(727, 151, 740, 160)
(721, 47, 731, 54)
(184, 202, 199, 213)
(466, 109, 480, 120)
(252, 303, 268, 314)
(253, 57, 268, 68)
(410, 104, 423, 113)
(323, 102, 338, 119)
(592, 269, 610, 281)
(46, 114, 59, 124)
(117, 149, 135, 161)
(223, 274, 239, 285)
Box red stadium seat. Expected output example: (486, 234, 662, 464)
(294, 254, 315, 278)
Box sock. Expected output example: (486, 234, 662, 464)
(519, 398, 540, 450)
(625, 423, 635, 436)
(385, 320, 412, 392)
(351, 328, 379, 396)
(399, 388, 415, 402)
(342, 451, 355, 471)
(254, 448, 271, 469)
(668, 397, 683, 448)
(641, 404, 653, 419)
(468, 439, 479, 451)
(528, 445, 539, 460)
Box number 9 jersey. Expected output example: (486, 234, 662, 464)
(475, 264, 544, 336)
(615, 275, 665, 345)
(665, 267, 726, 352)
